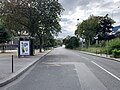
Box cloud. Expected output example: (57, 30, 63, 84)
(58, 29, 74, 38)
(58, 0, 120, 38)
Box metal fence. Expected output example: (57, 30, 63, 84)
(0, 44, 18, 51)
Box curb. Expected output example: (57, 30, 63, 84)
(0, 50, 52, 87)
(79, 51, 120, 62)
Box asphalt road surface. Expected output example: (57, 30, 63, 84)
(1, 47, 120, 90)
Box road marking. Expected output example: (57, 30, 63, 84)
(75, 63, 107, 90)
(91, 61, 120, 81)
(43, 62, 107, 89)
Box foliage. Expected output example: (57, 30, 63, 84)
(76, 38, 120, 57)
(75, 15, 102, 47)
(0, 19, 12, 43)
(112, 49, 120, 58)
(75, 15, 115, 48)
(97, 14, 115, 40)
(63, 36, 79, 49)
(55, 39, 63, 46)
(1, 0, 64, 52)
(34, 33, 55, 49)
(77, 47, 106, 54)
(105, 38, 120, 54)
(0, 20, 12, 53)
(42, 34, 55, 48)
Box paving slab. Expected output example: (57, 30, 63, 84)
(0, 50, 51, 87)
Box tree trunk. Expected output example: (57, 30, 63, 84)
(39, 45, 42, 53)
(39, 36, 42, 53)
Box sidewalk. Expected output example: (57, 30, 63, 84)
(79, 51, 120, 62)
(0, 49, 51, 87)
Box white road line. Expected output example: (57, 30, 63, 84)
(75, 63, 107, 90)
(91, 61, 120, 81)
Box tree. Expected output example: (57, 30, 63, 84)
(0, 19, 12, 52)
(0, 28, 11, 43)
(0, 19, 11, 43)
(75, 15, 102, 47)
(35, 0, 63, 52)
(55, 39, 63, 46)
(1, 0, 38, 36)
(97, 14, 115, 40)
(1, 0, 64, 52)
(63, 36, 79, 49)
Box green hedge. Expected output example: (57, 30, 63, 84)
(112, 49, 120, 58)
(106, 38, 120, 54)
(64, 36, 79, 49)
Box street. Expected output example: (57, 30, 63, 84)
(1, 47, 120, 90)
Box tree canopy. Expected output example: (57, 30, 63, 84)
(75, 15, 115, 47)
(63, 36, 79, 49)
(0, 0, 64, 52)
(0, 19, 11, 43)
(97, 14, 115, 40)
(75, 15, 102, 46)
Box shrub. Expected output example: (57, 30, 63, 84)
(105, 38, 120, 54)
(79, 47, 106, 54)
(112, 49, 120, 58)
(64, 36, 79, 49)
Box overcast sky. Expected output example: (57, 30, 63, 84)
(58, 0, 120, 38)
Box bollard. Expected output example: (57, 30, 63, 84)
(12, 55, 14, 73)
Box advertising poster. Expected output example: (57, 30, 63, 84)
(20, 41, 30, 56)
